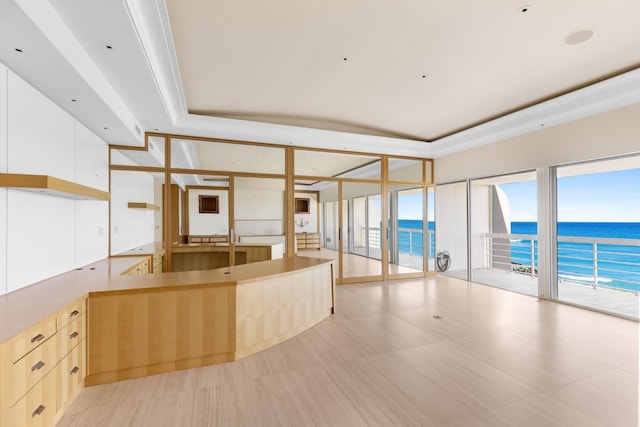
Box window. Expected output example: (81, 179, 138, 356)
(199, 195, 219, 214)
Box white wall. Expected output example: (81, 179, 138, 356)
(110, 170, 156, 255)
(188, 188, 229, 235)
(435, 103, 640, 183)
(0, 63, 8, 294)
(435, 182, 467, 272)
(154, 178, 163, 242)
(0, 66, 109, 294)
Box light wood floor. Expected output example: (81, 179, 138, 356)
(299, 248, 423, 277)
(58, 275, 639, 426)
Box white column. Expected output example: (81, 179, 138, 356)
(536, 166, 557, 299)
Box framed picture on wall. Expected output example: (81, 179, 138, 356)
(199, 195, 219, 214)
(294, 197, 310, 214)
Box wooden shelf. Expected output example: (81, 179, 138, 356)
(127, 202, 160, 210)
(0, 173, 109, 201)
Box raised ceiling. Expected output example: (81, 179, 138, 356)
(0, 0, 639, 159)
(165, 0, 640, 141)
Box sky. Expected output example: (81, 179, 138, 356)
(395, 191, 435, 220)
(375, 168, 638, 223)
(500, 168, 640, 222)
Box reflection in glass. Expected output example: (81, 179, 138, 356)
(110, 170, 163, 255)
(295, 149, 381, 180)
(111, 137, 165, 167)
(171, 139, 285, 174)
(234, 177, 286, 257)
(295, 182, 340, 274)
(388, 158, 423, 183)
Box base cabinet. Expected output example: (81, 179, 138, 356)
(295, 233, 321, 250)
(56, 342, 86, 415)
(8, 369, 56, 427)
(0, 298, 87, 427)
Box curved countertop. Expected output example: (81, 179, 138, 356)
(0, 255, 333, 345)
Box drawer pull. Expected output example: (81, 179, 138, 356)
(30, 333, 45, 343)
(31, 360, 45, 372)
(70, 366, 80, 375)
(70, 310, 80, 317)
(70, 331, 80, 339)
(31, 405, 46, 417)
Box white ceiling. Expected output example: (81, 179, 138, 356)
(165, 0, 640, 141)
(0, 0, 639, 159)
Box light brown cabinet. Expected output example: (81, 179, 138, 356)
(296, 233, 321, 250)
(152, 252, 164, 273)
(0, 298, 87, 426)
(121, 257, 150, 275)
(85, 257, 334, 386)
(7, 369, 56, 427)
(187, 235, 228, 243)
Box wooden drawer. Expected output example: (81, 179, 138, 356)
(8, 368, 56, 427)
(134, 259, 150, 275)
(4, 317, 56, 365)
(56, 314, 86, 360)
(56, 299, 85, 330)
(8, 334, 57, 406)
(56, 341, 85, 415)
(152, 253, 163, 273)
(122, 258, 150, 275)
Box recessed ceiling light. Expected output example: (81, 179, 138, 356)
(565, 29, 594, 45)
(14, 48, 23, 53)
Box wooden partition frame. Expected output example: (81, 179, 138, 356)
(109, 132, 434, 282)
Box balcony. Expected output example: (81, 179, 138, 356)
(467, 233, 640, 319)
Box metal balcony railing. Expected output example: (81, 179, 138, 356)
(485, 233, 640, 293)
(359, 227, 436, 259)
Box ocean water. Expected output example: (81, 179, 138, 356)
(396, 220, 435, 257)
(511, 222, 640, 292)
(394, 220, 640, 292)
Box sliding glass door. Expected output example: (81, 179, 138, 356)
(342, 182, 382, 281)
(555, 156, 640, 319)
(469, 172, 538, 296)
(388, 186, 424, 275)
